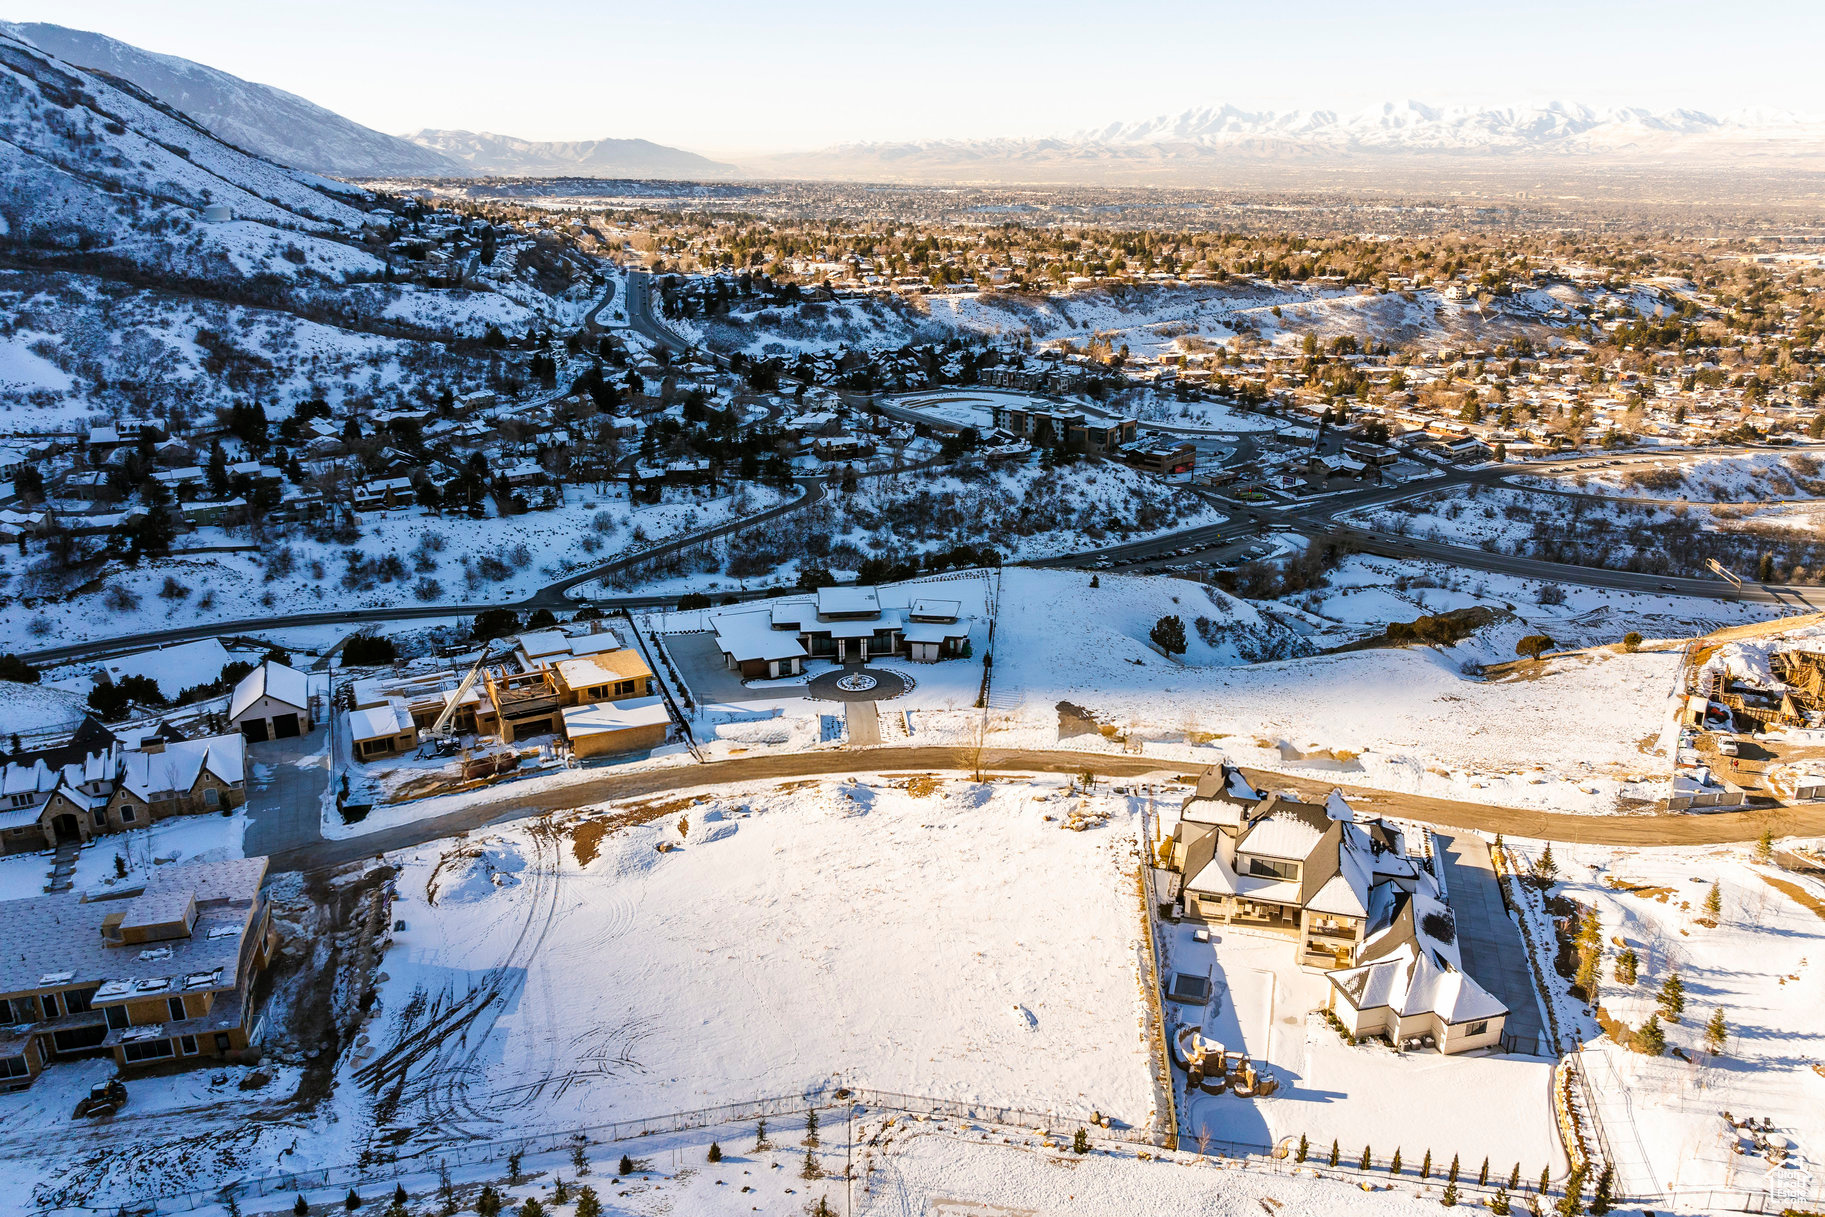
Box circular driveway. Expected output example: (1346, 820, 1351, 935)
(805, 665, 909, 702)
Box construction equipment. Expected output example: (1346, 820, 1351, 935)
(418, 642, 495, 757)
(73, 1078, 126, 1119)
(1707, 559, 1744, 588)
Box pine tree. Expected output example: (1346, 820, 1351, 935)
(1421, 1148, 1433, 1179)
(800, 1147, 822, 1179)
(1073, 1127, 1090, 1154)
(708, 1141, 723, 1163)
(574, 1187, 601, 1217)
(1489, 1186, 1511, 1215)
(1755, 828, 1774, 863)
(1614, 949, 1638, 986)
(1448, 1154, 1460, 1184)
(1635, 1013, 1666, 1055)
(571, 1141, 590, 1176)
(439, 1160, 457, 1216)
(804, 1107, 820, 1149)
(509, 1150, 523, 1184)
(1703, 882, 1722, 920)
(1330, 1139, 1340, 1167)
(1478, 1157, 1490, 1187)
(1557, 1164, 1586, 1216)
(1441, 1176, 1459, 1207)
(1296, 1134, 1309, 1163)
(1589, 1163, 1614, 1215)
(618, 1154, 634, 1176)
(756, 1118, 771, 1151)
(345, 1189, 361, 1213)
(552, 1178, 570, 1205)
(1390, 1148, 1403, 1175)
(295, 1198, 309, 1217)
(1705, 1007, 1729, 1054)
(519, 1201, 545, 1217)
(1538, 1166, 1551, 1205)
(1508, 1163, 1521, 1190)
(475, 1187, 501, 1217)
(1360, 1145, 1373, 1171)
(1533, 843, 1559, 886)
(1659, 972, 1686, 1021)
(393, 1186, 407, 1210)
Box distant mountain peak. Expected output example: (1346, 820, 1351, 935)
(404, 129, 735, 178)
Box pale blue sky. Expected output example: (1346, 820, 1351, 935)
(7, 1, 1819, 155)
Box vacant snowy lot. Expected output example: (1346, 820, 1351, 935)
(1512, 842, 1825, 1200)
(360, 776, 1156, 1146)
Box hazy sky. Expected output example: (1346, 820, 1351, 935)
(9, 0, 1821, 157)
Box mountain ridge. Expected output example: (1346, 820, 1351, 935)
(403, 129, 737, 178)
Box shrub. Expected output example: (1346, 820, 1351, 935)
(708, 1141, 722, 1163)
(618, 1154, 633, 1176)
(0, 653, 39, 684)
(1149, 614, 1187, 655)
(1622, 631, 1643, 652)
(341, 633, 397, 666)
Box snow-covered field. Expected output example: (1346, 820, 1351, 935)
(1519, 451, 1825, 504)
(0, 805, 244, 901)
(361, 776, 1155, 1142)
(1508, 841, 1825, 1201)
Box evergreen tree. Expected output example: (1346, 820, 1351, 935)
(1478, 1157, 1490, 1187)
(1441, 1176, 1459, 1207)
(1538, 1166, 1552, 1205)
(1636, 1013, 1667, 1055)
(519, 1201, 545, 1217)
(1705, 1007, 1729, 1054)
(1489, 1186, 1511, 1215)
(571, 1142, 590, 1176)
(1508, 1163, 1522, 1191)
(1589, 1163, 1614, 1215)
(1755, 828, 1774, 863)
(1390, 1148, 1403, 1175)
(1330, 1139, 1340, 1167)
(801, 1147, 822, 1179)
(1614, 949, 1639, 986)
(1296, 1134, 1309, 1163)
(345, 1189, 361, 1213)
(552, 1179, 570, 1205)
(475, 1187, 501, 1217)
(1150, 615, 1188, 656)
(393, 1186, 407, 1210)
(573, 1188, 601, 1217)
(1532, 843, 1559, 886)
(1659, 972, 1686, 1021)
(708, 1141, 723, 1163)
(509, 1150, 523, 1184)
(1073, 1127, 1090, 1154)
(1421, 1148, 1432, 1179)
(1448, 1153, 1459, 1184)
(756, 1118, 771, 1151)
(1361, 1145, 1373, 1171)
(618, 1154, 634, 1176)
(1704, 882, 1722, 920)
(1557, 1164, 1586, 1216)
(804, 1107, 820, 1148)
(295, 1197, 309, 1217)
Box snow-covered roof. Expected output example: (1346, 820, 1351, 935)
(816, 586, 880, 616)
(905, 619, 971, 644)
(1237, 812, 1325, 861)
(908, 598, 961, 621)
(119, 735, 244, 802)
(713, 610, 809, 663)
(229, 661, 310, 720)
(348, 701, 413, 742)
(561, 697, 669, 735)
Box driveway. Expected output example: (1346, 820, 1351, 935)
(241, 728, 330, 858)
(1433, 831, 1551, 1056)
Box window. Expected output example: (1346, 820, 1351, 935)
(1244, 856, 1300, 883)
(1465, 1020, 1489, 1038)
(204, 788, 220, 808)
(63, 988, 94, 1015)
(4, 996, 36, 1022)
(0, 998, 10, 1023)
(123, 1039, 175, 1063)
(40, 992, 60, 1018)
(214, 1032, 232, 1052)
(104, 1005, 129, 1030)
(179, 1035, 198, 1056)
(120, 806, 136, 824)
(92, 809, 107, 828)
(166, 996, 187, 1022)
(0, 1056, 27, 1080)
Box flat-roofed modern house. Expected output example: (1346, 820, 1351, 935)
(228, 661, 313, 742)
(904, 599, 971, 662)
(1166, 765, 1506, 1055)
(711, 610, 809, 679)
(709, 586, 976, 676)
(0, 857, 276, 1088)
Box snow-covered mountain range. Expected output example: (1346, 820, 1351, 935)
(2, 22, 730, 182)
(3, 21, 458, 178)
(404, 129, 735, 178)
(761, 101, 1825, 182)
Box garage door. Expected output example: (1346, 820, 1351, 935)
(241, 718, 269, 743)
(272, 713, 300, 739)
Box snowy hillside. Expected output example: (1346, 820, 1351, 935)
(4, 22, 463, 178)
(0, 30, 378, 281)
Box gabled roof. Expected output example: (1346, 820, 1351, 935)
(229, 661, 310, 719)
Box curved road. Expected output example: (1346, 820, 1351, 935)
(269, 745, 1825, 876)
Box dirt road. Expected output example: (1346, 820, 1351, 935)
(270, 747, 1824, 875)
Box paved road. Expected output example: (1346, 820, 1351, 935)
(1433, 831, 1551, 1055)
(263, 745, 1825, 876)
